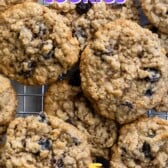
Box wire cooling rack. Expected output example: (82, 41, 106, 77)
(11, 81, 46, 116)
(10, 0, 168, 121)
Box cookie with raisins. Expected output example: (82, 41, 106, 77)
(139, 0, 168, 34)
(48, 0, 140, 50)
(1, 114, 92, 168)
(45, 80, 117, 160)
(0, 2, 80, 85)
(111, 117, 168, 168)
(80, 19, 168, 124)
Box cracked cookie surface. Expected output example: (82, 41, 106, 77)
(145, 26, 168, 112)
(80, 19, 168, 124)
(0, 0, 37, 12)
(0, 75, 17, 138)
(1, 114, 92, 168)
(139, 0, 168, 34)
(158, 32, 168, 54)
(45, 80, 117, 160)
(110, 117, 168, 168)
(0, 2, 80, 85)
(49, 0, 140, 49)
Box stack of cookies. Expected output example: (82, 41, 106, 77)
(0, 0, 168, 168)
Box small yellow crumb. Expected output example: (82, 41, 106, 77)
(89, 163, 102, 168)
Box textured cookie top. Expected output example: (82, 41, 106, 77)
(154, 96, 168, 112)
(80, 19, 168, 124)
(111, 117, 168, 168)
(142, 26, 168, 112)
(49, 0, 140, 49)
(45, 81, 117, 160)
(144, 25, 168, 60)
(0, 2, 80, 85)
(159, 32, 168, 55)
(0, 0, 37, 12)
(0, 74, 11, 93)
(154, 90, 168, 112)
(154, 32, 168, 112)
(49, 0, 139, 23)
(0, 75, 17, 134)
(139, 0, 168, 34)
(2, 114, 92, 168)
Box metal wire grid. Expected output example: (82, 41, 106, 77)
(9, 0, 168, 120)
(11, 81, 46, 116)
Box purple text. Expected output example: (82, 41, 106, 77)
(44, 0, 126, 4)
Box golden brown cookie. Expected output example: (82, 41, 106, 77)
(49, 0, 140, 49)
(0, 0, 37, 12)
(139, 0, 168, 34)
(1, 114, 92, 168)
(0, 74, 17, 138)
(80, 19, 168, 124)
(45, 80, 117, 161)
(0, 2, 80, 85)
(111, 117, 168, 168)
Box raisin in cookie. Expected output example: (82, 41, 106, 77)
(139, 0, 168, 34)
(0, 2, 79, 85)
(0, 0, 37, 13)
(49, 0, 140, 49)
(1, 114, 92, 168)
(143, 26, 168, 112)
(80, 19, 168, 124)
(45, 80, 117, 160)
(111, 117, 168, 168)
(0, 75, 17, 138)
(152, 32, 168, 112)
